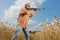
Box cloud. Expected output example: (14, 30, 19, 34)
(28, 23, 43, 31)
(30, 0, 46, 7)
(4, 0, 46, 24)
(28, 20, 37, 24)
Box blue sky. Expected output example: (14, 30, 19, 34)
(32, 0, 60, 23)
(0, 0, 60, 23)
(0, 0, 15, 18)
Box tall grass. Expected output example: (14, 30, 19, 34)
(0, 18, 60, 40)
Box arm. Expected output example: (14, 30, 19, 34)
(28, 10, 37, 18)
(17, 8, 27, 21)
(20, 8, 27, 15)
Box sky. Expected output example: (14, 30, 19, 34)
(0, 0, 60, 24)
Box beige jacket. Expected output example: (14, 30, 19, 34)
(17, 7, 36, 28)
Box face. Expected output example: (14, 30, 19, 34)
(26, 5, 30, 8)
(25, 4, 30, 9)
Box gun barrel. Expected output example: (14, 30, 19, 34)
(26, 8, 45, 10)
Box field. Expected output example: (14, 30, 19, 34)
(0, 18, 60, 40)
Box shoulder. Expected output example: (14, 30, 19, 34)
(21, 8, 25, 10)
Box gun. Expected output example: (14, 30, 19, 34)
(26, 8, 45, 11)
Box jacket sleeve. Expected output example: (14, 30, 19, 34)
(29, 13, 34, 18)
(20, 8, 27, 15)
(28, 10, 36, 18)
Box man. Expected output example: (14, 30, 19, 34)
(11, 3, 39, 40)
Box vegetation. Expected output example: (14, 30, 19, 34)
(0, 17, 60, 40)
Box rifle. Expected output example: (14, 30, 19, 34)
(26, 8, 45, 11)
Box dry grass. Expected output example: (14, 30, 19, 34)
(0, 19, 60, 40)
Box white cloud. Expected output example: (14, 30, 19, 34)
(4, 0, 46, 24)
(28, 20, 37, 24)
(28, 23, 42, 31)
(30, 0, 46, 7)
